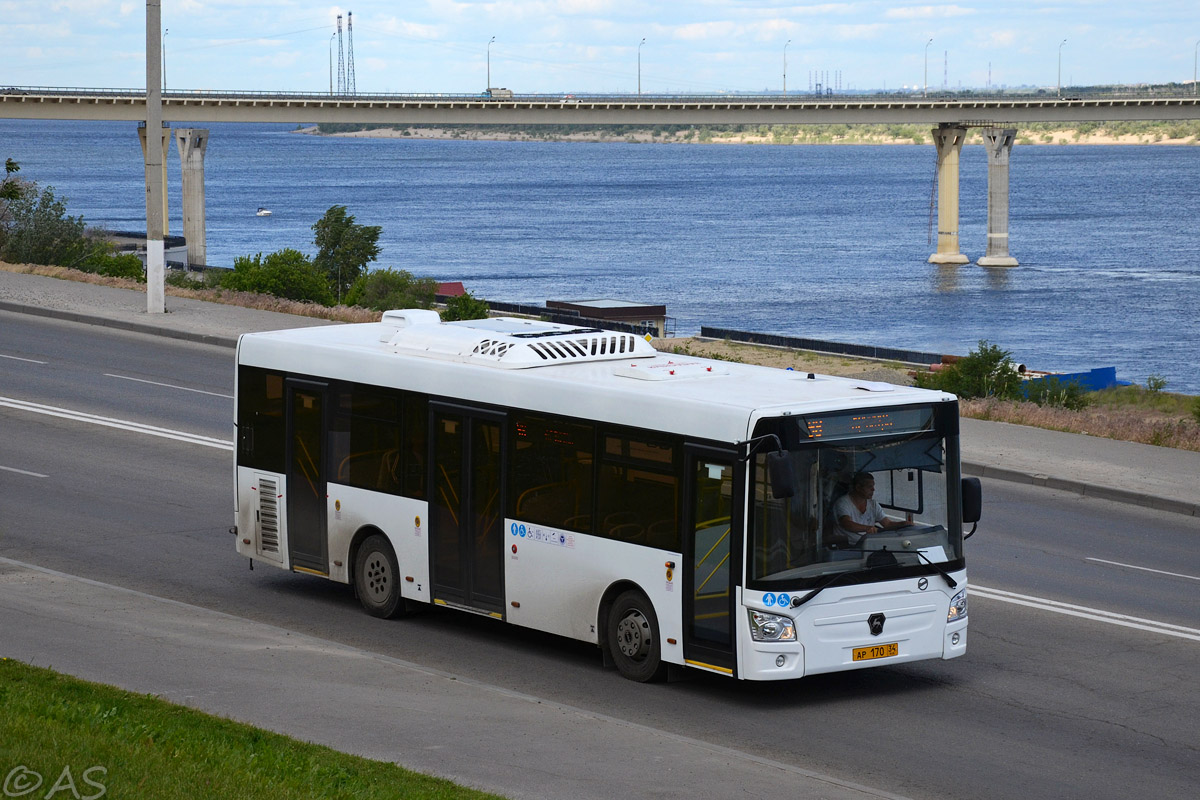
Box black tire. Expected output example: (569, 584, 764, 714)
(607, 590, 668, 683)
(354, 534, 406, 619)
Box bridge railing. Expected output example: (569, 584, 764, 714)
(3, 86, 1199, 103)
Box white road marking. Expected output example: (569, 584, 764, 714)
(0, 353, 48, 364)
(1085, 557, 1200, 582)
(972, 584, 1200, 642)
(0, 396, 234, 451)
(0, 464, 49, 478)
(104, 373, 233, 399)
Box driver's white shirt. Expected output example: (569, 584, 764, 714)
(833, 494, 885, 537)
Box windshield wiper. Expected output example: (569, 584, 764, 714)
(788, 547, 957, 611)
(789, 553, 899, 610)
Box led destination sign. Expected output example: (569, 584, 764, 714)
(801, 407, 934, 440)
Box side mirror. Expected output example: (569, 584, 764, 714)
(767, 451, 795, 499)
(961, 477, 982, 539)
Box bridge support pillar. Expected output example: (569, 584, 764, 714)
(928, 124, 970, 265)
(175, 129, 209, 269)
(977, 127, 1019, 267)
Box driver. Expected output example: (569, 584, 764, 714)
(834, 472, 907, 543)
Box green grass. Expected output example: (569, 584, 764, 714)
(1091, 384, 1196, 415)
(0, 659, 505, 800)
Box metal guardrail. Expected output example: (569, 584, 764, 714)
(3, 86, 1199, 103)
(700, 326, 945, 366)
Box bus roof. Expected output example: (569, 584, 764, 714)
(237, 313, 955, 444)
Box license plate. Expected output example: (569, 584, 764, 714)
(853, 642, 899, 661)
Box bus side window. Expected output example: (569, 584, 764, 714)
(402, 394, 427, 500)
(508, 414, 593, 533)
(237, 366, 285, 473)
(596, 432, 679, 551)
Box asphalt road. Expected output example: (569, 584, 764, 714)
(2, 314, 1198, 799)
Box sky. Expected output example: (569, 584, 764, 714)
(2, 2, 1198, 95)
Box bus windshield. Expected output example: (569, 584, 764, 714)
(748, 405, 962, 591)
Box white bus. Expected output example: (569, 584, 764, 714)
(233, 310, 981, 682)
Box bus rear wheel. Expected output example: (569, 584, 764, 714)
(354, 534, 407, 619)
(607, 590, 667, 682)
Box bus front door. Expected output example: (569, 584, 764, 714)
(286, 380, 328, 574)
(429, 406, 505, 616)
(683, 448, 739, 676)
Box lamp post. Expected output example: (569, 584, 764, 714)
(638, 38, 646, 96)
(162, 28, 168, 91)
(924, 38, 933, 97)
(1194, 39, 1199, 96)
(487, 36, 495, 90)
(329, 32, 336, 95)
(1058, 39, 1067, 97)
(783, 39, 790, 96)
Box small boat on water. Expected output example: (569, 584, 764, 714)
(256, 207, 272, 217)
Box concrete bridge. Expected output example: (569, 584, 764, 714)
(4, 86, 1199, 307)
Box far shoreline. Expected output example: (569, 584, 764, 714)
(295, 125, 1200, 147)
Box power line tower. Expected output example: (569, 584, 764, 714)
(336, 14, 345, 95)
(346, 11, 356, 95)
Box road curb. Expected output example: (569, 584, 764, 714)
(962, 461, 1199, 517)
(0, 300, 240, 349)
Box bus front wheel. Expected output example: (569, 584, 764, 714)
(354, 534, 407, 619)
(607, 590, 667, 682)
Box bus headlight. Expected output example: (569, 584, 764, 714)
(947, 589, 968, 623)
(749, 610, 796, 642)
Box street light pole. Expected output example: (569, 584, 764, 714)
(487, 36, 495, 90)
(783, 40, 790, 96)
(162, 28, 168, 91)
(638, 38, 646, 96)
(924, 38, 933, 97)
(329, 33, 336, 95)
(1058, 39, 1067, 97)
(1194, 39, 1199, 96)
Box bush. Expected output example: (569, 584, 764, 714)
(1146, 374, 1168, 393)
(1191, 397, 1200, 425)
(217, 249, 333, 305)
(441, 291, 491, 321)
(90, 252, 146, 282)
(344, 267, 437, 311)
(915, 340, 1022, 400)
(1024, 377, 1091, 410)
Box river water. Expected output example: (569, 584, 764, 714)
(3, 120, 1198, 391)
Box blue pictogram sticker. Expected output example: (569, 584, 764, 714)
(777, 593, 791, 607)
(559, 533, 566, 544)
(763, 593, 777, 607)
(510, 523, 518, 536)
(519, 524, 527, 537)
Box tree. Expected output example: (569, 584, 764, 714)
(344, 267, 437, 311)
(219, 249, 333, 305)
(0, 182, 99, 268)
(311, 205, 381, 303)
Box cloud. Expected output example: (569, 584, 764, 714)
(884, 5, 975, 20)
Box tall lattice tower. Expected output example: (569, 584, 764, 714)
(336, 15, 345, 95)
(346, 11, 356, 94)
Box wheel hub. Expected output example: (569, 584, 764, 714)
(616, 611, 651, 660)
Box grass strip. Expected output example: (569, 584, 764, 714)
(0, 658, 505, 800)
